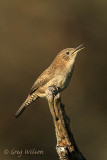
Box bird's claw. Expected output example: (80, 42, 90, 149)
(45, 85, 59, 102)
(48, 85, 59, 97)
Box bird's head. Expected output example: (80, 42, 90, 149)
(60, 44, 85, 62)
(51, 44, 85, 70)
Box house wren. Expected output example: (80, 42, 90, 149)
(15, 44, 84, 118)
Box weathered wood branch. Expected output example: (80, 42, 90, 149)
(46, 86, 86, 160)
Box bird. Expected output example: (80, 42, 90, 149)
(15, 44, 84, 118)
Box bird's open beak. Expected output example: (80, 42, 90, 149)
(74, 44, 85, 53)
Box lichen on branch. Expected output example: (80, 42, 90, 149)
(46, 86, 86, 160)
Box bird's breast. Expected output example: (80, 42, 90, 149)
(36, 67, 73, 98)
(51, 69, 73, 92)
(58, 72, 72, 91)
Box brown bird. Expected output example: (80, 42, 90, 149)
(15, 44, 84, 118)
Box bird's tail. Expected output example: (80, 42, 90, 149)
(15, 93, 38, 118)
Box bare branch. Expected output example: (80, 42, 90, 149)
(46, 86, 86, 160)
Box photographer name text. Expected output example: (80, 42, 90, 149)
(4, 148, 44, 157)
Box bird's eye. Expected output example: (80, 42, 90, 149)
(66, 51, 69, 55)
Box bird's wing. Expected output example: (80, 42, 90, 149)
(30, 77, 48, 95)
(29, 68, 53, 95)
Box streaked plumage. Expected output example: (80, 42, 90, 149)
(15, 45, 84, 118)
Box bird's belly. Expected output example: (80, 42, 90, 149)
(48, 74, 71, 92)
(36, 73, 72, 98)
(57, 75, 71, 91)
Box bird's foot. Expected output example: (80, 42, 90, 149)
(45, 85, 59, 102)
(48, 85, 59, 96)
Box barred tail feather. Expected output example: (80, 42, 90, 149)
(15, 94, 38, 118)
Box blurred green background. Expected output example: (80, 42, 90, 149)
(0, 0, 107, 160)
